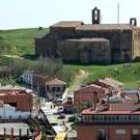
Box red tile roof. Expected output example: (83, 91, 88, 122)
(81, 92, 140, 115)
(45, 78, 66, 85)
(74, 84, 108, 94)
(95, 77, 123, 90)
(50, 21, 83, 28)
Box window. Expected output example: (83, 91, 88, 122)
(129, 116, 131, 121)
(56, 87, 60, 92)
(88, 115, 92, 122)
(46, 86, 49, 91)
(98, 116, 104, 122)
(132, 115, 139, 122)
(84, 115, 88, 122)
(116, 129, 126, 135)
(115, 129, 126, 140)
(82, 116, 86, 122)
(116, 115, 119, 121)
(105, 116, 111, 122)
(62, 86, 65, 92)
(131, 129, 139, 140)
(9, 102, 17, 107)
(92, 116, 94, 121)
(120, 115, 127, 122)
(94, 115, 99, 121)
(138, 116, 140, 122)
(52, 87, 55, 92)
(97, 129, 108, 140)
(132, 129, 139, 135)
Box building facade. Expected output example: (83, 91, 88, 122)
(35, 7, 140, 64)
(74, 84, 108, 110)
(77, 88, 140, 140)
(0, 104, 30, 119)
(0, 88, 32, 111)
(45, 78, 66, 101)
(21, 70, 34, 87)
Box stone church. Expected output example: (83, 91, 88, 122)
(35, 7, 140, 64)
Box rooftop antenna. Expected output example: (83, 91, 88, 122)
(117, 2, 120, 24)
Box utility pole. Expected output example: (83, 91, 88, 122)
(117, 3, 120, 24)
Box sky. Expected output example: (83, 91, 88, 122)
(0, 0, 140, 29)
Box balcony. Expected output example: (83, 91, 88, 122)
(81, 115, 140, 125)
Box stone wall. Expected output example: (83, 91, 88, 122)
(35, 24, 140, 64)
(35, 38, 57, 57)
(120, 30, 132, 62)
(76, 30, 132, 63)
(57, 40, 80, 63)
(58, 39, 111, 64)
(132, 29, 140, 60)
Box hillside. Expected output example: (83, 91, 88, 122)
(64, 63, 140, 89)
(0, 28, 140, 88)
(0, 28, 49, 56)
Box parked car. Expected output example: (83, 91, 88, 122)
(55, 98, 63, 105)
(58, 106, 64, 113)
(57, 113, 65, 119)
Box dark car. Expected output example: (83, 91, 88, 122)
(57, 113, 65, 119)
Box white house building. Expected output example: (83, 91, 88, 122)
(21, 70, 34, 87)
(0, 104, 30, 119)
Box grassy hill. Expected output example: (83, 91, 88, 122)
(0, 28, 49, 56)
(64, 62, 140, 89)
(0, 28, 140, 88)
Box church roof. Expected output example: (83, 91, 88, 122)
(76, 24, 140, 31)
(50, 21, 84, 28)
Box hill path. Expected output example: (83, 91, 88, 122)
(62, 69, 88, 101)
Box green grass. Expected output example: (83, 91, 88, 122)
(0, 28, 140, 88)
(0, 28, 49, 56)
(63, 62, 140, 88)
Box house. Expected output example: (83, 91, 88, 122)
(32, 73, 66, 100)
(77, 89, 140, 140)
(21, 70, 34, 87)
(94, 77, 124, 95)
(0, 86, 32, 112)
(32, 73, 48, 96)
(74, 84, 108, 111)
(21, 70, 66, 100)
(45, 78, 66, 101)
(0, 104, 30, 119)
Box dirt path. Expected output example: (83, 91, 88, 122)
(62, 69, 88, 101)
(2, 54, 23, 59)
(70, 70, 88, 91)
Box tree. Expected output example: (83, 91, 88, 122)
(31, 57, 63, 76)
(0, 40, 12, 54)
(10, 59, 29, 77)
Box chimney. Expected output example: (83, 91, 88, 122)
(130, 18, 137, 26)
(136, 90, 140, 103)
(136, 83, 140, 103)
(93, 91, 98, 109)
(106, 95, 110, 110)
(92, 7, 101, 24)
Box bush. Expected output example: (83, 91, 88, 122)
(10, 59, 30, 77)
(68, 115, 79, 122)
(38, 27, 43, 30)
(32, 57, 63, 76)
(0, 40, 12, 54)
